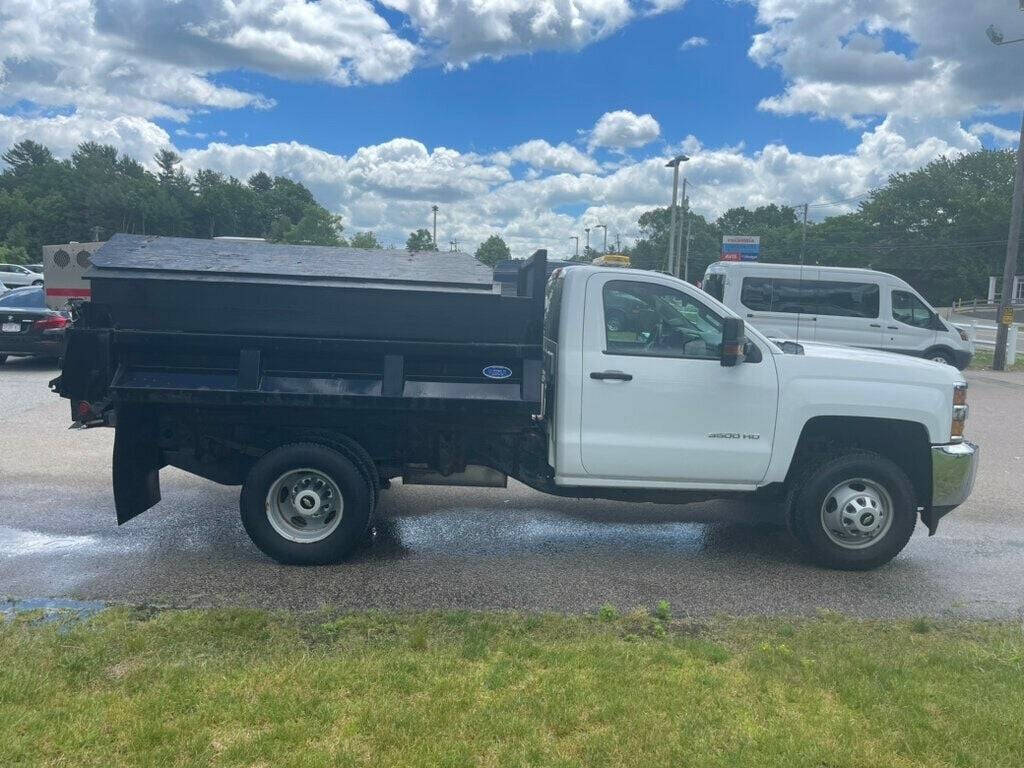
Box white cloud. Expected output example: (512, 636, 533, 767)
(589, 110, 661, 150)
(747, 0, 1024, 126)
(680, 35, 708, 50)
(968, 121, 1020, 147)
(505, 140, 600, 173)
(381, 0, 634, 65)
(0, 112, 171, 165)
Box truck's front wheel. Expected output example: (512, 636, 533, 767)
(240, 443, 372, 565)
(788, 451, 917, 570)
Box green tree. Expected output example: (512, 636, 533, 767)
(349, 231, 382, 249)
(406, 228, 437, 251)
(474, 234, 511, 266)
(274, 205, 346, 246)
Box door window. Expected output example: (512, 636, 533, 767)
(702, 272, 725, 301)
(892, 290, 933, 327)
(603, 280, 723, 359)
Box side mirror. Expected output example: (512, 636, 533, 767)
(721, 317, 747, 367)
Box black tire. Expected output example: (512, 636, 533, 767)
(240, 442, 373, 565)
(925, 348, 955, 366)
(787, 450, 917, 571)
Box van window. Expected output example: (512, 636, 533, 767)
(816, 280, 879, 318)
(892, 290, 933, 328)
(741, 276, 879, 318)
(740, 277, 817, 314)
(740, 277, 773, 311)
(703, 272, 725, 302)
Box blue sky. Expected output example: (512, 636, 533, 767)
(2, 0, 1024, 256)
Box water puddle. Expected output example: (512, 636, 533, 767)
(1, 597, 105, 627)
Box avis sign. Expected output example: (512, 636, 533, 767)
(722, 235, 760, 262)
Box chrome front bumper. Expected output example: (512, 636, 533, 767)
(930, 441, 979, 525)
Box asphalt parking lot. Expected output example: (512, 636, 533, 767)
(1, 356, 1023, 618)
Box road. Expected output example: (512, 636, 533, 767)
(1, 356, 1023, 619)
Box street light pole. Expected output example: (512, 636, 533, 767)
(431, 205, 439, 248)
(683, 217, 693, 283)
(569, 236, 579, 258)
(596, 224, 608, 253)
(673, 178, 688, 279)
(995, 108, 1024, 370)
(665, 155, 689, 274)
(584, 227, 591, 255)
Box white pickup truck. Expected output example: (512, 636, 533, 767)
(56, 239, 979, 571)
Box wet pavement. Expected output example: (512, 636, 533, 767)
(1, 355, 1023, 619)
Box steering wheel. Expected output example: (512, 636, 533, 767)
(644, 321, 700, 352)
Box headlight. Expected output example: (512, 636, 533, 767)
(951, 383, 968, 441)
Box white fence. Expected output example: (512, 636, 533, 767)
(951, 320, 1019, 366)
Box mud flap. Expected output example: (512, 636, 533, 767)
(112, 406, 163, 524)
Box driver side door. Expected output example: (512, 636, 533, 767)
(579, 273, 779, 485)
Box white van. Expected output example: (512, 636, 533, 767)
(702, 261, 973, 369)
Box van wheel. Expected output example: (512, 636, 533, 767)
(240, 442, 372, 565)
(787, 450, 917, 570)
(926, 348, 954, 366)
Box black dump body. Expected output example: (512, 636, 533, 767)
(55, 235, 551, 522)
(59, 234, 547, 417)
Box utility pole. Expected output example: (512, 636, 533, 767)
(665, 155, 689, 274)
(683, 217, 693, 283)
(615, 232, 620, 252)
(985, 10, 1024, 369)
(431, 205, 439, 248)
(995, 109, 1024, 370)
(799, 203, 809, 264)
(569, 236, 579, 258)
(585, 227, 591, 254)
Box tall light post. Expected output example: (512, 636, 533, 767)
(596, 224, 608, 253)
(569, 236, 579, 259)
(987, 14, 1024, 370)
(431, 205, 439, 248)
(665, 154, 689, 275)
(584, 227, 591, 255)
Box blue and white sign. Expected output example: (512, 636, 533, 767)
(482, 365, 513, 380)
(722, 235, 760, 262)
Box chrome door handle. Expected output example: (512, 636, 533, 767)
(590, 370, 633, 381)
(887, 325, 899, 330)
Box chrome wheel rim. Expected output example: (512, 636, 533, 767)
(265, 468, 343, 543)
(820, 477, 893, 550)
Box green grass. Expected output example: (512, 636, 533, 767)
(967, 348, 1024, 371)
(2, 608, 1023, 767)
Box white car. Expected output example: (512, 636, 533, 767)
(0, 263, 44, 288)
(703, 261, 973, 368)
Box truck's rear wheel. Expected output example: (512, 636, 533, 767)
(240, 442, 372, 565)
(787, 450, 917, 570)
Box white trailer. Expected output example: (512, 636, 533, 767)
(42, 241, 104, 311)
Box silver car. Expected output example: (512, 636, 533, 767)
(0, 264, 43, 287)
